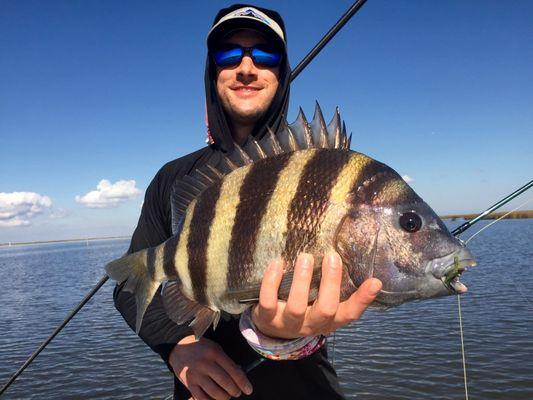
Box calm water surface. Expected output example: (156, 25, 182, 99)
(0, 220, 532, 399)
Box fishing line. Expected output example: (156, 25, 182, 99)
(503, 274, 532, 309)
(455, 191, 532, 400)
(464, 197, 533, 308)
(457, 295, 469, 400)
(452, 180, 533, 237)
(463, 198, 533, 245)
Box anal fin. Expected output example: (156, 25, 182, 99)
(161, 281, 220, 339)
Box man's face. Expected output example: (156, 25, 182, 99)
(215, 29, 280, 127)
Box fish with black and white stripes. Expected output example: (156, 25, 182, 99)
(105, 104, 476, 339)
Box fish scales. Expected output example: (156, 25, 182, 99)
(204, 163, 255, 308)
(185, 149, 379, 311)
(175, 199, 195, 300)
(226, 153, 292, 294)
(187, 180, 222, 305)
(312, 153, 373, 267)
(250, 150, 318, 288)
(162, 235, 178, 279)
(282, 149, 352, 266)
(106, 107, 476, 337)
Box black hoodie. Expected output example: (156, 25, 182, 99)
(113, 4, 344, 399)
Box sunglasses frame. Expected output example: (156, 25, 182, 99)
(211, 45, 283, 68)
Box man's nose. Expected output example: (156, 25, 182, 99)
(236, 55, 257, 77)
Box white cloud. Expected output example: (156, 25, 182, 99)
(402, 175, 414, 183)
(0, 192, 53, 227)
(76, 179, 141, 208)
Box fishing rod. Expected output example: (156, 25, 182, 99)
(452, 179, 533, 237)
(0, 276, 109, 396)
(290, 0, 368, 81)
(0, 1, 370, 396)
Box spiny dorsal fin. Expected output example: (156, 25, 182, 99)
(288, 108, 313, 149)
(327, 107, 342, 149)
(170, 103, 352, 234)
(261, 128, 284, 156)
(227, 143, 253, 166)
(310, 101, 328, 148)
(277, 119, 300, 152)
(243, 137, 268, 161)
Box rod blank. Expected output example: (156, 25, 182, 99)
(452, 180, 533, 237)
(0, 275, 109, 396)
(291, 0, 368, 81)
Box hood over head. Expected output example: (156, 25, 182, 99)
(205, 4, 291, 153)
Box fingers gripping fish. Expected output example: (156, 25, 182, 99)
(105, 103, 476, 338)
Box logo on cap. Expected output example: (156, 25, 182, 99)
(233, 8, 271, 26)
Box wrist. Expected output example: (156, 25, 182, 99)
(170, 335, 197, 369)
(241, 307, 325, 360)
(250, 306, 294, 339)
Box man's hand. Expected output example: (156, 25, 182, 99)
(169, 336, 253, 400)
(252, 252, 382, 339)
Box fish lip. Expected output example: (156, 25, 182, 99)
(427, 248, 477, 294)
(440, 258, 476, 294)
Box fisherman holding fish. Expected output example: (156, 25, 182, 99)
(111, 5, 383, 399)
(106, 3, 480, 399)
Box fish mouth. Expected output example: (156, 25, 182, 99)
(429, 248, 477, 294)
(441, 256, 477, 294)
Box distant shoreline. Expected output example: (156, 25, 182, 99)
(0, 236, 131, 248)
(440, 209, 533, 221)
(1, 209, 531, 247)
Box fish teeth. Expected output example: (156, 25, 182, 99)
(450, 278, 468, 293)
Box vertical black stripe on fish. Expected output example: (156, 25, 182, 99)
(187, 182, 222, 304)
(162, 236, 178, 279)
(283, 149, 351, 265)
(350, 159, 398, 204)
(227, 153, 292, 290)
(146, 247, 156, 281)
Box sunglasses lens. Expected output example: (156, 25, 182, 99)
(213, 47, 244, 67)
(212, 46, 282, 67)
(251, 47, 282, 67)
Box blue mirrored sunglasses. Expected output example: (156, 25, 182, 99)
(212, 45, 282, 68)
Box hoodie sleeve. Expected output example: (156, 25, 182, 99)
(112, 155, 202, 370)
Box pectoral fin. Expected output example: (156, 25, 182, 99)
(161, 281, 220, 339)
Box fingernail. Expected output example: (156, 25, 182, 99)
(298, 252, 312, 262)
(369, 278, 382, 295)
(268, 258, 283, 273)
(244, 383, 253, 395)
(326, 252, 340, 268)
(297, 253, 313, 271)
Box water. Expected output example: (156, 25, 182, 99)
(0, 220, 532, 399)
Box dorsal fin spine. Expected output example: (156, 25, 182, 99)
(311, 101, 328, 148)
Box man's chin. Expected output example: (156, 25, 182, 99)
(231, 109, 267, 125)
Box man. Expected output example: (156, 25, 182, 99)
(114, 4, 381, 399)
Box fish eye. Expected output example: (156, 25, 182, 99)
(399, 212, 422, 233)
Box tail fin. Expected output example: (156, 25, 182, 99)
(105, 250, 161, 334)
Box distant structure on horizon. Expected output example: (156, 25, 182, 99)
(440, 210, 533, 221)
(0, 236, 131, 248)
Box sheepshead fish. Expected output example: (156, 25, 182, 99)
(105, 104, 476, 338)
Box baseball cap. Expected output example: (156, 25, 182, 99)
(207, 5, 287, 50)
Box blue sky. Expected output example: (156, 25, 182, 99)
(1, 0, 532, 242)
